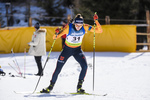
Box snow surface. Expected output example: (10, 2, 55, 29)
(0, 52, 150, 100)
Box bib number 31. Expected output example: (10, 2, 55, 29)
(71, 37, 80, 42)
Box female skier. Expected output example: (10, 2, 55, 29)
(40, 13, 102, 93)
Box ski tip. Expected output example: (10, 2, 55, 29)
(68, 92, 107, 96)
(14, 91, 35, 94)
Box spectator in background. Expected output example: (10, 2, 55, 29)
(28, 23, 46, 76)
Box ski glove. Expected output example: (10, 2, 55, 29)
(55, 28, 60, 33)
(55, 27, 61, 35)
(93, 14, 98, 20)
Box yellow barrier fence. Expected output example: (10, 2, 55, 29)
(82, 25, 136, 52)
(0, 25, 136, 54)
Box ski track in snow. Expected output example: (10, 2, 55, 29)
(0, 52, 150, 100)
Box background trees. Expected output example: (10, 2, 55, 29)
(73, 0, 150, 24)
(1, 0, 150, 25)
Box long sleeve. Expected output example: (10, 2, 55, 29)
(84, 20, 103, 33)
(53, 25, 69, 39)
(28, 33, 40, 46)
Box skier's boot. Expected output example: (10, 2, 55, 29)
(77, 80, 85, 93)
(34, 72, 43, 76)
(40, 82, 55, 93)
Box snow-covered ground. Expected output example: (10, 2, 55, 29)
(0, 52, 150, 100)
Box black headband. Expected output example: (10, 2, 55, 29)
(74, 18, 84, 24)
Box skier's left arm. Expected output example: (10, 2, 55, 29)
(84, 14, 103, 33)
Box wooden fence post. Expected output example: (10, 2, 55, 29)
(67, 14, 71, 23)
(105, 16, 110, 25)
(146, 10, 150, 50)
(28, 17, 32, 27)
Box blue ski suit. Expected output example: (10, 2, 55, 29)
(51, 20, 102, 83)
(51, 23, 88, 83)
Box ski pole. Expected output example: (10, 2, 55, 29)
(93, 12, 97, 91)
(24, 48, 26, 78)
(11, 48, 22, 75)
(8, 63, 19, 74)
(32, 33, 58, 94)
(13, 60, 22, 75)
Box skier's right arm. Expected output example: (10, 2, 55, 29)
(53, 25, 69, 39)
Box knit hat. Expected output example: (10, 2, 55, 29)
(34, 22, 40, 29)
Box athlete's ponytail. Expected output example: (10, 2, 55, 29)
(75, 14, 83, 19)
